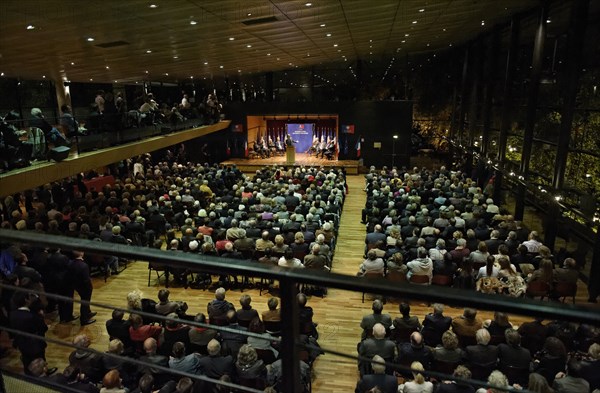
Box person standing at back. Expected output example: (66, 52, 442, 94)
(69, 250, 97, 325)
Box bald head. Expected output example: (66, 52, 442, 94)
(144, 338, 158, 353)
(410, 332, 423, 347)
(372, 323, 386, 339)
(207, 339, 221, 356)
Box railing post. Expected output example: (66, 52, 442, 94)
(279, 277, 301, 393)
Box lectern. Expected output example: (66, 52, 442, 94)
(286, 146, 295, 165)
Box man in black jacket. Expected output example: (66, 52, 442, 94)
(421, 303, 452, 347)
(48, 248, 77, 323)
(10, 291, 52, 374)
(197, 339, 234, 379)
(355, 355, 398, 393)
(69, 251, 96, 325)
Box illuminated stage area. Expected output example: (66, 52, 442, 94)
(220, 153, 360, 174)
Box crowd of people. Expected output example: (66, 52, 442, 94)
(0, 153, 346, 391)
(356, 302, 599, 393)
(359, 166, 583, 302)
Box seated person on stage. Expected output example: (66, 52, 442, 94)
(316, 138, 327, 157)
(275, 136, 285, 152)
(308, 137, 319, 156)
(323, 138, 336, 159)
(267, 136, 277, 156)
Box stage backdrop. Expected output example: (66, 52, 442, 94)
(286, 123, 314, 153)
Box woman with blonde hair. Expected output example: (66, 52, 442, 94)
(402, 361, 433, 393)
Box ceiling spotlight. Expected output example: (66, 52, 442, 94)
(246, 44, 252, 48)
(26, 25, 35, 30)
(419, 8, 425, 12)
(0, 73, 4, 76)
(105, 66, 109, 69)
(401, 40, 406, 43)
(405, 33, 409, 37)
(238, 69, 242, 72)
(219, 65, 224, 68)
(267, 53, 271, 56)
(326, 33, 331, 37)
(190, 20, 197, 25)
(229, 37, 235, 41)
(289, 62, 293, 65)
(305, 2, 312, 6)
(320, 23, 326, 27)
(247, 13, 252, 16)
(149, 4, 158, 8)
(145, 70, 149, 73)
(70, 62, 75, 65)
(546, 18, 551, 23)
(412, 20, 417, 24)
(164, 73, 168, 76)
(87, 37, 95, 42)
(173, 56, 178, 59)
(114, 80, 118, 83)
(333, 44, 338, 47)
(190, 76, 194, 79)
(146, 50, 152, 53)
(89, 78, 93, 81)
(42, 75, 46, 78)
(481, 20, 485, 26)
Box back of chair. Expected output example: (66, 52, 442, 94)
(390, 326, 417, 344)
(409, 274, 430, 284)
(554, 282, 577, 303)
(363, 271, 384, 280)
(431, 275, 453, 286)
(264, 320, 281, 334)
(501, 365, 529, 387)
(433, 360, 460, 376)
(456, 333, 477, 347)
(255, 348, 277, 365)
(386, 270, 407, 283)
(468, 362, 495, 381)
(526, 280, 551, 298)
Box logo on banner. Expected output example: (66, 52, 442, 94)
(342, 125, 355, 134)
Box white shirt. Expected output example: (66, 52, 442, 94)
(278, 257, 304, 268)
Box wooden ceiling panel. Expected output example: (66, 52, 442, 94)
(0, 0, 543, 83)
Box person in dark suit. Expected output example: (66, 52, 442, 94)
(358, 323, 397, 361)
(435, 365, 476, 393)
(9, 291, 51, 374)
(464, 329, 498, 368)
(497, 329, 531, 371)
(68, 334, 103, 383)
(69, 251, 96, 325)
(397, 332, 433, 370)
(106, 309, 133, 352)
(360, 299, 392, 340)
(197, 339, 234, 380)
(355, 355, 398, 393)
(392, 302, 421, 333)
(553, 359, 590, 393)
(517, 317, 548, 355)
(421, 303, 452, 347)
(159, 314, 191, 357)
(579, 343, 600, 391)
(47, 248, 77, 323)
(138, 338, 169, 383)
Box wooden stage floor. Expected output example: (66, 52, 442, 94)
(220, 153, 360, 174)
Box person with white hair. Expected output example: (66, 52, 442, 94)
(197, 339, 234, 379)
(355, 355, 398, 393)
(358, 323, 396, 374)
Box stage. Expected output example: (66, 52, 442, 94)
(220, 153, 360, 174)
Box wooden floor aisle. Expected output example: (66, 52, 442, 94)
(1, 175, 598, 393)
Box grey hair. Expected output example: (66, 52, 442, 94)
(31, 108, 42, 117)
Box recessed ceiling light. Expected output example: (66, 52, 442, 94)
(326, 33, 331, 37)
(190, 20, 197, 25)
(71, 62, 75, 65)
(333, 44, 338, 47)
(320, 24, 326, 27)
(229, 37, 235, 41)
(401, 40, 406, 43)
(89, 78, 93, 81)
(173, 56, 178, 59)
(405, 33, 410, 37)
(165, 73, 168, 76)
(305, 2, 312, 6)
(481, 20, 485, 26)
(145, 70, 149, 73)
(369, 52, 372, 54)
(26, 25, 35, 30)
(105, 66, 109, 69)
(426, 43, 430, 47)
(277, 57, 280, 60)
(42, 75, 46, 78)
(337, 49, 341, 52)
(247, 13, 252, 16)
(190, 76, 194, 79)
(449, 43, 453, 47)
(247, 44, 252, 48)
(546, 18, 551, 23)
(146, 50, 152, 53)
(114, 80, 118, 83)
(219, 65, 223, 68)
(1, 73, 4, 76)
(238, 69, 241, 72)
(267, 53, 271, 56)
(149, 4, 158, 8)
(419, 8, 425, 12)
(289, 62, 293, 65)
(87, 37, 95, 42)
(443, 28, 447, 31)
(204, 61, 208, 65)
(412, 20, 418, 24)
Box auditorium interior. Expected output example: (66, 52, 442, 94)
(0, 1, 600, 393)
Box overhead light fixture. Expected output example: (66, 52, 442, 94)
(326, 33, 331, 37)
(190, 20, 197, 25)
(401, 40, 406, 43)
(481, 20, 485, 26)
(203, 61, 208, 65)
(305, 2, 312, 6)
(173, 56, 178, 59)
(229, 37, 235, 41)
(267, 53, 271, 56)
(405, 33, 409, 37)
(71, 62, 75, 65)
(146, 50, 152, 53)
(42, 75, 46, 78)
(247, 44, 252, 48)
(419, 8, 425, 12)
(89, 78, 93, 81)
(1, 72, 4, 76)
(333, 44, 338, 47)
(320, 23, 326, 27)
(393, 135, 398, 139)
(219, 65, 224, 68)
(247, 13, 252, 16)
(87, 37, 95, 42)
(412, 20, 417, 24)
(546, 18, 551, 23)
(105, 66, 109, 69)
(26, 25, 35, 30)
(238, 69, 241, 73)
(190, 76, 194, 79)
(149, 4, 158, 8)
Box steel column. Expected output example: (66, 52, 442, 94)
(515, 3, 548, 220)
(457, 46, 470, 148)
(279, 277, 301, 393)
